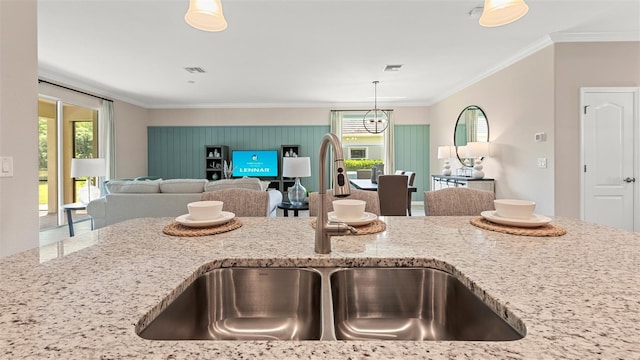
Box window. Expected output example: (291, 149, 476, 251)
(38, 98, 98, 230)
(349, 147, 367, 159)
(331, 110, 392, 177)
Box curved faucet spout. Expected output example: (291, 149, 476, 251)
(315, 133, 351, 254)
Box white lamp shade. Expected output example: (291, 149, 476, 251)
(437, 146, 454, 159)
(71, 158, 106, 178)
(466, 142, 491, 158)
(282, 157, 311, 178)
(185, 0, 228, 32)
(479, 0, 529, 27)
(456, 145, 468, 158)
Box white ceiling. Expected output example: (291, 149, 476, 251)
(37, 0, 640, 109)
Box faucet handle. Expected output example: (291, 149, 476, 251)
(327, 221, 357, 235)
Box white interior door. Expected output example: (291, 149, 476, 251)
(581, 88, 638, 231)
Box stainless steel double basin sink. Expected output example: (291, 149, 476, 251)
(138, 267, 525, 341)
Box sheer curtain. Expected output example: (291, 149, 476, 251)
(465, 110, 477, 143)
(384, 110, 395, 174)
(100, 100, 116, 180)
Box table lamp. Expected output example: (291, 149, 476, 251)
(71, 158, 106, 204)
(282, 157, 311, 205)
(437, 146, 454, 176)
(466, 142, 490, 179)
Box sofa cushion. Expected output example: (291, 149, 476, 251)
(205, 178, 264, 192)
(106, 179, 162, 193)
(160, 179, 207, 193)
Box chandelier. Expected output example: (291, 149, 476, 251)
(363, 81, 389, 134)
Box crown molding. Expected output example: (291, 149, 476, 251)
(427, 35, 554, 106)
(550, 31, 640, 43)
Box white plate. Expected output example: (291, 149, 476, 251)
(481, 211, 551, 228)
(175, 211, 235, 228)
(328, 211, 377, 226)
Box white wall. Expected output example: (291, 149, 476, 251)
(112, 100, 149, 178)
(429, 46, 556, 216)
(0, 0, 39, 257)
(554, 42, 640, 219)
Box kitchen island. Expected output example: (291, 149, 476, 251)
(1, 216, 638, 359)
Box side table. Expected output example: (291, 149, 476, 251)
(60, 202, 91, 237)
(277, 202, 309, 217)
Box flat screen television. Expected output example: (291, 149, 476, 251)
(231, 150, 279, 178)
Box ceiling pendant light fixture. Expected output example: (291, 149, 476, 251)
(185, 0, 228, 32)
(363, 81, 389, 134)
(479, 0, 529, 27)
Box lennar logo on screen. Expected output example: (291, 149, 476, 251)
(239, 167, 271, 173)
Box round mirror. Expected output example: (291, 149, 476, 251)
(454, 105, 489, 167)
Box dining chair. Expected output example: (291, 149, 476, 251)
(377, 175, 409, 216)
(423, 187, 495, 216)
(356, 169, 372, 179)
(201, 188, 270, 217)
(394, 170, 405, 175)
(308, 189, 381, 216)
(403, 171, 416, 215)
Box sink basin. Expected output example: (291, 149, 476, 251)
(330, 268, 524, 341)
(139, 267, 322, 340)
(139, 266, 524, 342)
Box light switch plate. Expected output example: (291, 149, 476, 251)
(0, 156, 14, 177)
(537, 157, 547, 169)
(534, 132, 546, 142)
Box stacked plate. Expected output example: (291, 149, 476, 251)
(481, 199, 551, 228)
(176, 211, 236, 228)
(328, 212, 377, 226)
(480, 211, 551, 228)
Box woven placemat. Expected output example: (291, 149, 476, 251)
(310, 219, 386, 235)
(470, 216, 566, 237)
(163, 217, 242, 237)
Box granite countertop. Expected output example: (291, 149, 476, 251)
(1, 216, 638, 359)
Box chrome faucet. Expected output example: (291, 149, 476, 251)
(315, 133, 357, 254)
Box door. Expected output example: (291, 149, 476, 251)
(581, 88, 638, 231)
(38, 98, 99, 231)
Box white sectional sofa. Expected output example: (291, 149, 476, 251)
(87, 178, 282, 229)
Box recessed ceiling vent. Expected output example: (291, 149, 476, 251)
(184, 67, 206, 74)
(384, 64, 403, 72)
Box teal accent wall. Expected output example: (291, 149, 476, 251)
(148, 125, 330, 192)
(148, 124, 430, 200)
(394, 125, 430, 200)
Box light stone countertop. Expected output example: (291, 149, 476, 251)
(1, 216, 638, 359)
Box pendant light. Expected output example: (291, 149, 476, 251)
(185, 0, 228, 32)
(363, 81, 389, 134)
(479, 0, 529, 27)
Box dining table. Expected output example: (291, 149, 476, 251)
(349, 178, 417, 193)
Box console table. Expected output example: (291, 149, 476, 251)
(431, 175, 495, 193)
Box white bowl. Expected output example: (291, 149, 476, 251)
(332, 199, 366, 220)
(187, 200, 223, 220)
(494, 199, 536, 219)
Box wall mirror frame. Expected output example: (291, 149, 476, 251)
(453, 105, 489, 168)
